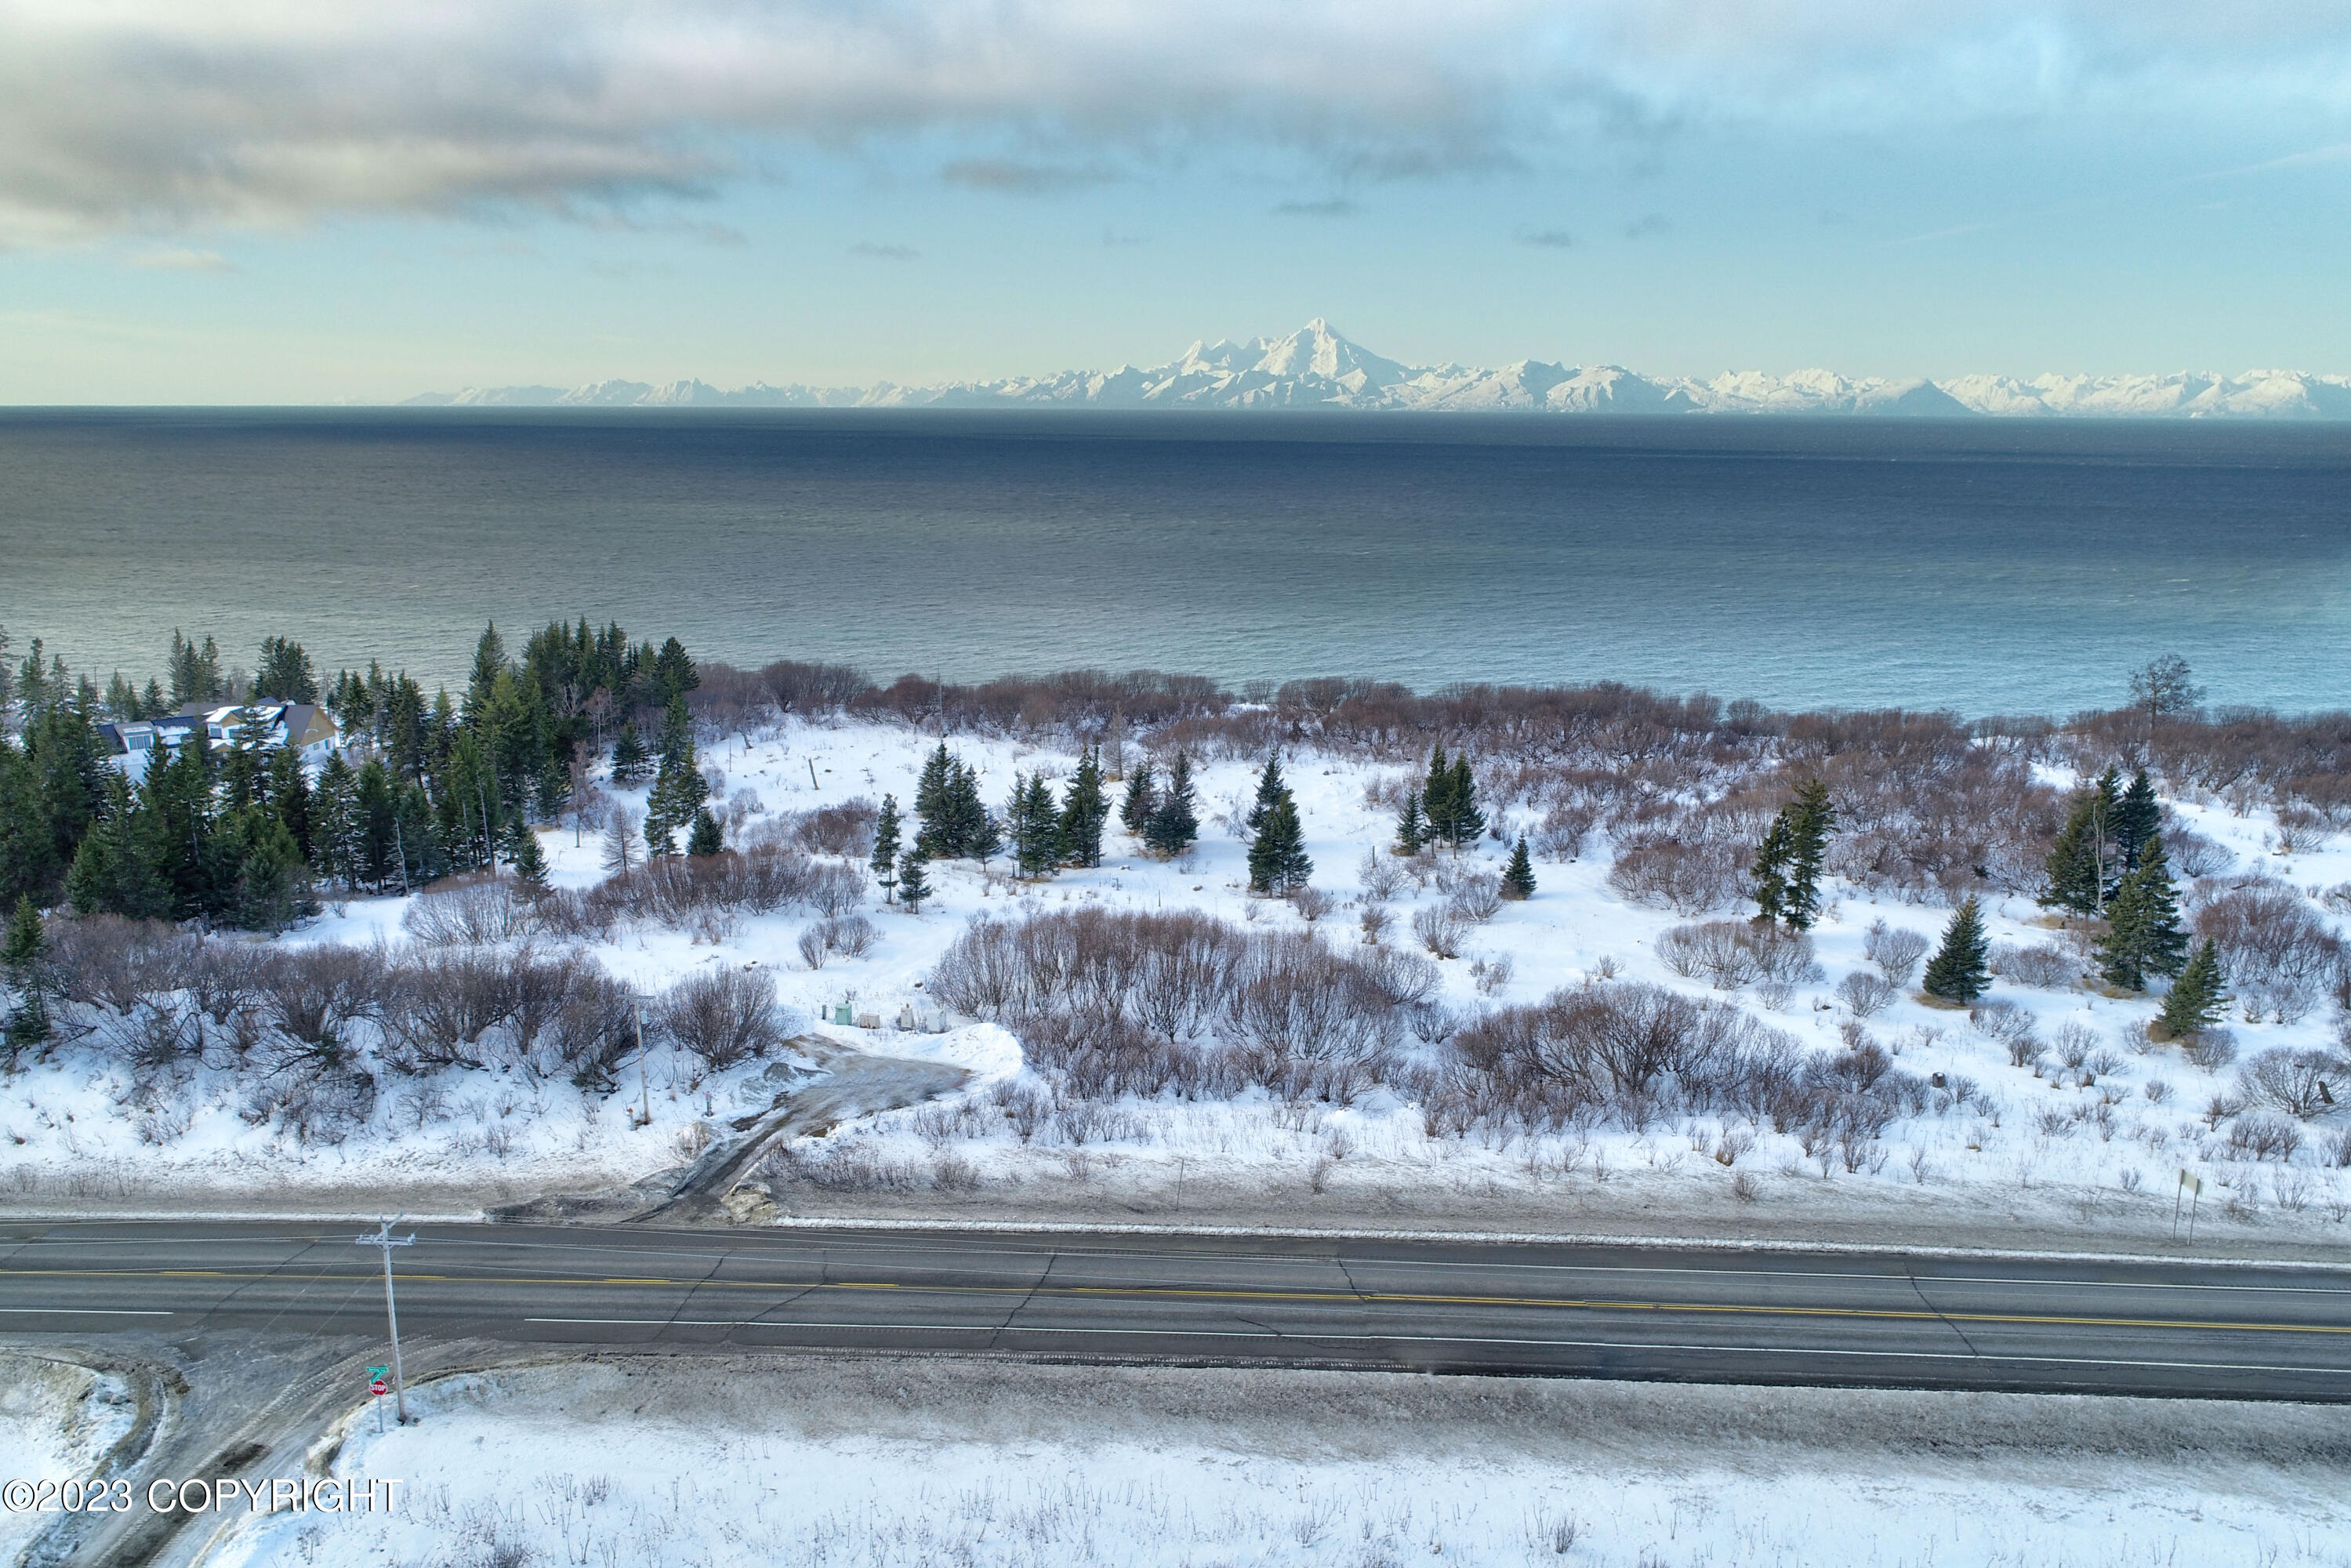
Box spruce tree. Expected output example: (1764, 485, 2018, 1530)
(871, 793, 902, 900)
(509, 820, 551, 887)
(642, 717, 706, 857)
(2158, 938, 2229, 1040)
(1247, 794, 1312, 895)
(896, 848, 931, 911)
(1781, 777, 1836, 930)
(967, 803, 1003, 869)
(1395, 788, 1425, 856)
(228, 809, 310, 934)
(65, 773, 167, 919)
(1245, 752, 1287, 839)
(1922, 895, 1991, 1004)
(2114, 768, 2161, 871)
(1420, 744, 1455, 847)
(1445, 756, 1486, 849)
(310, 752, 361, 890)
(914, 744, 955, 853)
(611, 720, 651, 785)
(2096, 832, 2187, 991)
(1503, 836, 1537, 900)
(1119, 760, 1156, 837)
(2, 894, 50, 1058)
(1144, 752, 1199, 858)
(1058, 747, 1109, 868)
(1752, 815, 1792, 926)
(685, 807, 724, 858)
(2041, 768, 2122, 916)
(1010, 773, 1060, 879)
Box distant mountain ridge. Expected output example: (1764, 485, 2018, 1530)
(404, 319, 2351, 419)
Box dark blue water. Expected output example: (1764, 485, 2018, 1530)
(2, 409, 2345, 716)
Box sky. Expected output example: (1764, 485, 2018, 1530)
(2, 1, 2349, 402)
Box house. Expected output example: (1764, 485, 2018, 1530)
(99, 701, 339, 785)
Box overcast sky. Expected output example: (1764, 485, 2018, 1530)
(4, 1, 2348, 401)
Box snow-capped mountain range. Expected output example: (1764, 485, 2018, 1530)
(404, 319, 2351, 419)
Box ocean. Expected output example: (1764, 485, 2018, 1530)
(2, 409, 2346, 717)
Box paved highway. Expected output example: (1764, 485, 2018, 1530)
(2, 1221, 2347, 1400)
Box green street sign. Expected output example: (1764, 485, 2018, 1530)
(367, 1366, 389, 1378)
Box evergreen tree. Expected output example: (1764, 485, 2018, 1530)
(1503, 836, 1537, 900)
(966, 798, 1002, 868)
(1922, 895, 1991, 1003)
(896, 848, 931, 912)
(1008, 774, 1061, 879)
(871, 793, 903, 900)
(2, 895, 50, 1058)
(2113, 768, 2161, 873)
(466, 622, 508, 713)
(227, 808, 310, 934)
(65, 773, 168, 919)
(0, 739, 61, 910)
(1246, 794, 1312, 895)
(166, 630, 223, 708)
(1443, 755, 1486, 849)
(509, 819, 551, 887)
(1752, 815, 1790, 925)
(1420, 745, 1457, 847)
(685, 808, 724, 858)
(642, 713, 706, 857)
(1245, 752, 1288, 839)
(1143, 752, 1199, 857)
(310, 753, 361, 890)
(252, 636, 318, 702)
(1058, 747, 1110, 868)
(1780, 777, 1836, 930)
(2040, 767, 2122, 917)
(657, 692, 693, 760)
(1395, 787, 1425, 856)
(914, 744, 955, 848)
(610, 720, 651, 785)
(1119, 760, 1156, 836)
(2096, 832, 2188, 991)
(2158, 938, 2229, 1040)
(947, 763, 989, 858)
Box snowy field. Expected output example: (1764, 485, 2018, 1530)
(0, 1354, 136, 1563)
(5, 715, 2350, 1250)
(208, 1356, 2351, 1568)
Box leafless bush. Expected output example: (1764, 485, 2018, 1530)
(253, 946, 391, 1058)
(1412, 904, 1469, 960)
(2237, 1049, 2347, 1120)
(42, 916, 196, 1012)
(1362, 945, 1442, 1007)
(1658, 921, 1761, 990)
(1448, 875, 1503, 924)
(1968, 1000, 2036, 1044)
(1357, 849, 1403, 902)
(1606, 838, 1747, 915)
(2226, 1113, 2302, 1162)
(2183, 1028, 2239, 1072)
(1990, 943, 2075, 989)
(819, 914, 879, 958)
(793, 798, 879, 858)
(1533, 800, 1598, 862)
(1864, 921, 1931, 986)
(1292, 886, 1336, 924)
(807, 862, 867, 918)
(2164, 826, 2235, 878)
(2271, 804, 2335, 855)
(1359, 904, 1392, 945)
(401, 873, 532, 946)
(2193, 880, 2344, 1024)
(1474, 956, 1515, 996)
(1835, 971, 1896, 1018)
(656, 967, 788, 1070)
(796, 926, 829, 970)
(2048, 1021, 2101, 1073)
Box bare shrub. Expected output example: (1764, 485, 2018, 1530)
(1968, 1000, 2036, 1044)
(1413, 904, 1469, 960)
(797, 925, 829, 970)
(821, 914, 880, 958)
(657, 968, 786, 1070)
(2271, 804, 2335, 855)
(2164, 826, 2235, 879)
(1990, 943, 2075, 989)
(2183, 1028, 2239, 1072)
(1605, 838, 1746, 915)
(401, 873, 531, 946)
(1359, 904, 1392, 945)
(807, 862, 867, 918)
(1658, 921, 1761, 990)
(1362, 946, 1442, 1007)
(1448, 875, 1504, 924)
(1474, 956, 1515, 996)
(1292, 886, 1336, 924)
(2226, 1113, 2302, 1162)
(2237, 1049, 2347, 1119)
(253, 946, 390, 1056)
(1835, 971, 1896, 1018)
(793, 798, 880, 858)
(1357, 849, 1402, 902)
(1864, 920, 1930, 986)
(2193, 881, 2344, 1024)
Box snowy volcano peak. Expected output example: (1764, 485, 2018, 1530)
(405, 324, 2351, 419)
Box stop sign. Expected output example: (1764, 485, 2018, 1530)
(369, 1378, 389, 1396)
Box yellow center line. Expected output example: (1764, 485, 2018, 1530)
(5, 1267, 2347, 1336)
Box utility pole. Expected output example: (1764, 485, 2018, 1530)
(635, 994, 653, 1127)
(355, 1217, 417, 1425)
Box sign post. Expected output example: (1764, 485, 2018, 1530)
(2175, 1169, 2203, 1243)
(355, 1218, 417, 1425)
(368, 1367, 390, 1432)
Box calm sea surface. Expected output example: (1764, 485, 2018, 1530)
(2, 409, 2346, 717)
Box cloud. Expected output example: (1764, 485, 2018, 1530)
(125, 245, 234, 271)
(941, 159, 1118, 194)
(1272, 198, 1359, 217)
(1516, 228, 1576, 248)
(2, 2, 2346, 241)
(850, 241, 919, 260)
(1624, 212, 1671, 239)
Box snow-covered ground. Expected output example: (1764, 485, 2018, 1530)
(0, 1354, 137, 1563)
(209, 1356, 2351, 1568)
(5, 715, 2349, 1249)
